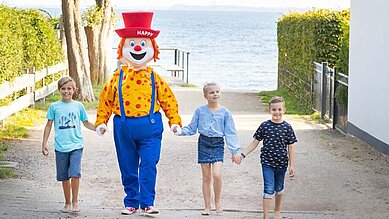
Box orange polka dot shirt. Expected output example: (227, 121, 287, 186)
(95, 66, 182, 127)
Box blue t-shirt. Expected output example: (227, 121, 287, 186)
(253, 120, 297, 168)
(46, 100, 88, 152)
(180, 105, 240, 154)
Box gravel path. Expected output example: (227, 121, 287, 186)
(0, 86, 388, 219)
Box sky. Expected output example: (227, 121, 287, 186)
(1, 0, 350, 10)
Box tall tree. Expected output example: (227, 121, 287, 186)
(61, 0, 95, 101)
(84, 0, 114, 85)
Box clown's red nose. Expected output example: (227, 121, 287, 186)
(134, 45, 142, 51)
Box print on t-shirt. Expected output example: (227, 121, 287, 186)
(58, 112, 77, 129)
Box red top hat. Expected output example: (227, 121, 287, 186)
(115, 11, 160, 38)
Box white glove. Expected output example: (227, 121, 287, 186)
(170, 124, 182, 135)
(96, 124, 108, 136)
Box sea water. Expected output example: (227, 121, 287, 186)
(47, 8, 282, 91)
(114, 10, 282, 91)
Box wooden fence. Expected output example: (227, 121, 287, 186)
(0, 63, 68, 124)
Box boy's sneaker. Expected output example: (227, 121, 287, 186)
(143, 206, 159, 215)
(121, 207, 137, 215)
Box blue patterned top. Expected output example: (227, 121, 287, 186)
(254, 120, 297, 168)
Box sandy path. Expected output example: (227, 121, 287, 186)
(0, 87, 388, 219)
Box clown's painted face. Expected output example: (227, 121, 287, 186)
(122, 38, 154, 68)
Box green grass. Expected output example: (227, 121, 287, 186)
(0, 108, 46, 139)
(0, 141, 17, 179)
(0, 168, 16, 179)
(0, 142, 7, 160)
(179, 83, 197, 87)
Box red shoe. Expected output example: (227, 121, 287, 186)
(143, 206, 159, 215)
(122, 206, 137, 215)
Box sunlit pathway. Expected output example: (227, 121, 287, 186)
(1, 86, 388, 219)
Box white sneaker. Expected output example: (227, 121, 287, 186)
(122, 207, 137, 215)
(143, 206, 159, 216)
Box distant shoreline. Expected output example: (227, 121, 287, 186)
(4, 4, 328, 14)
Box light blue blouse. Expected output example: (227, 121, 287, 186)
(180, 105, 241, 154)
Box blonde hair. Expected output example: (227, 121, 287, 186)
(202, 82, 219, 94)
(58, 77, 76, 90)
(268, 96, 285, 107)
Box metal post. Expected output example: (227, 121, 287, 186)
(332, 68, 336, 129)
(182, 51, 185, 81)
(186, 52, 189, 84)
(174, 49, 178, 77)
(321, 62, 328, 119)
(177, 50, 181, 77)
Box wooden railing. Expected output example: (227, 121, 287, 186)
(156, 48, 190, 84)
(0, 63, 68, 124)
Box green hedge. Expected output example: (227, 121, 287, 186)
(0, 6, 64, 84)
(277, 9, 349, 106)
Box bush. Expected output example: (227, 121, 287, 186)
(0, 6, 64, 84)
(0, 6, 24, 83)
(277, 9, 349, 106)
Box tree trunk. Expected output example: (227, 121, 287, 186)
(86, 0, 114, 85)
(85, 26, 99, 83)
(59, 15, 67, 57)
(61, 0, 95, 101)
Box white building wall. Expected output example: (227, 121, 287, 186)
(348, 0, 389, 154)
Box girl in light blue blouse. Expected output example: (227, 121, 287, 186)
(172, 82, 241, 216)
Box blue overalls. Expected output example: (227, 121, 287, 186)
(113, 69, 163, 209)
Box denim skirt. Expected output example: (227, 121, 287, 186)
(198, 134, 224, 164)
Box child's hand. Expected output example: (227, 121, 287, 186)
(170, 124, 181, 135)
(289, 166, 295, 177)
(96, 124, 107, 136)
(42, 145, 49, 156)
(231, 153, 242, 164)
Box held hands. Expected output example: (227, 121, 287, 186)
(170, 124, 181, 135)
(231, 153, 243, 165)
(96, 124, 108, 136)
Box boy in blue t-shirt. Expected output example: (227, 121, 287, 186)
(41, 77, 95, 213)
(239, 96, 297, 219)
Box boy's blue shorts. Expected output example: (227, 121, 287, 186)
(55, 148, 83, 181)
(261, 163, 287, 199)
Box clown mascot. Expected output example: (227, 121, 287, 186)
(95, 12, 182, 216)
